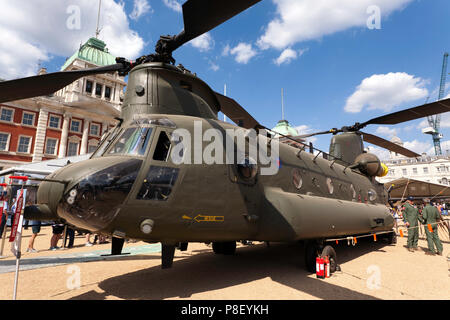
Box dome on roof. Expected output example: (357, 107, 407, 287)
(272, 120, 299, 137)
(61, 37, 116, 71)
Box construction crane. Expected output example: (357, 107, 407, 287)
(423, 52, 448, 155)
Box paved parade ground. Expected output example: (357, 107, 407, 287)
(0, 224, 448, 300)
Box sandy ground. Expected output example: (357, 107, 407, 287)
(0, 223, 449, 300)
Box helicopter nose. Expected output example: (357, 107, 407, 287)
(56, 158, 143, 232)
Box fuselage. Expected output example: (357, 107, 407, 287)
(35, 114, 394, 244)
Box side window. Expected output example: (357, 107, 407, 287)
(153, 131, 171, 161)
(136, 166, 179, 201)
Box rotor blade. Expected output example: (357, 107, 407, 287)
(172, 0, 261, 51)
(0, 63, 123, 103)
(361, 98, 450, 127)
(215, 92, 261, 129)
(296, 129, 338, 139)
(361, 132, 420, 158)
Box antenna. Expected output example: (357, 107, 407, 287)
(95, 0, 102, 38)
(224, 84, 227, 122)
(281, 88, 284, 120)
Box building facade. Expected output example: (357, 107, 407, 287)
(0, 38, 126, 170)
(376, 136, 450, 186)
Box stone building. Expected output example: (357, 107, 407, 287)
(376, 136, 450, 186)
(0, 37, 126, 170)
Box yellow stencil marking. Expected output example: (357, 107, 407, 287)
(194, 215, 225, 223)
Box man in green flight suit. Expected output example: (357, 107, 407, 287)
(421, 199, 443, 256)
(402, 197, 419, 252)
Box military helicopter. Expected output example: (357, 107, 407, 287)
(1, 0, 450, 274)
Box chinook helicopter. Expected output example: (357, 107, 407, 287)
(1, 0, 450, 274)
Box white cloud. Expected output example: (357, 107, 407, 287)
(222, 44, 231, 57)
(229, 43, 258, 64)
(0, 0, 145, 79)
(403, 140, 432, 154)
(436, 140, 450, 156)
(189, 33, 214, 52)
(294, 125, 317, 143)
(163, 0, 182, 13)
(344, 72, 428, 113)
(375, 126, 397, 139)
(258, 0, 413, 50)
(365, 145, 390, 161)
(208, 61, 220, 72)
(274, 48, 308, 66)
(129, 0, 152, 21)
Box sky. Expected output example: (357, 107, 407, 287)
(0, 0, 449, 160)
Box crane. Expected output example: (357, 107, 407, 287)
(425, 52, 448, 155)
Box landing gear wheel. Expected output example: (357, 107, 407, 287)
(305, 241, 320, 273)
(321, 245, 337, 274)
(212, 241, 236, 255)
(212, 242, 223, 254)
(386, 231, 397, 244)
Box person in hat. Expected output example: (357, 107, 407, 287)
(402, 197, 420, 252)
(421, 198, 443, 255)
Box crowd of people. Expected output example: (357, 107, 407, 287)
(391, 197, 447, 256)
(0, 197, 109, 253)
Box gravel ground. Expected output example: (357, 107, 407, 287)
(0, 224, 448, 300)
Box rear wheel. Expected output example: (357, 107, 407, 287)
(321, 245, 337, 274)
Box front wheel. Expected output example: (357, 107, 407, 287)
(305, 241, 320, 273)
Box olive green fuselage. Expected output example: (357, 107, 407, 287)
(36, 115, 393, 244)
(34, 63, 394, 244)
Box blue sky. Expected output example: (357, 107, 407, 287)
(1, 0, 449, 159)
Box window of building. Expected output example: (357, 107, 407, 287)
(95, 83, 102, 97)
(22, 112, 35, 126)
(88, 144, 98, 153)
(402, 168, 407, 176)
(70, 119, 81, 133)
(90, 123, 100, 136)
(105, 86, 111, 100)
(67, 142, 79, 156)
(45, 138, 58, 155)
(389, 169, 395, 176)
(423, 167, 429, 174)
(85, 80, 93, 94)
(17, 136, 31, 153)
(0, 133, 10, 151)
(0, 108, 14, 122)
(49, 115, 61, 129)
(412, 168, 418, 174)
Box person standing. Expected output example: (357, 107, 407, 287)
(402, 197, 420, 252)
(421, 199, 443, 256)
(26, 220, 41, 253)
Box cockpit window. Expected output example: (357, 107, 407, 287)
(91, 126, 122, 158)
(153, 131, 171, 161)
(137, 166, 179, 201)
(107, 127, 153, 157)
